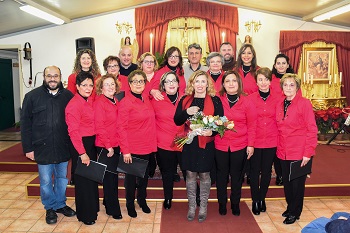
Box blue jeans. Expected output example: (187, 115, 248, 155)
(38, 161, 68, 210)
(302, 212, 350, 233)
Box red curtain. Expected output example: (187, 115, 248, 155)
(280, 31, 350, 105)
(135, 0, 238, 56)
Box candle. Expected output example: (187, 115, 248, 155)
(303, 73, 306, 83)
(150, 33, 153, 54)
(311, 75, 313, 84)
(329, 78, 331, 85)
(221, 32, 225, 43)
(340, 72, 342, 83)
(329, 75, 332, 85)
(334, 74, 337, 84)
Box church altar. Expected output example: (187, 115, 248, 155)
(310, 97, 347, 110)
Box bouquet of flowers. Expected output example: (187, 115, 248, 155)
(174, 111, 236, 148)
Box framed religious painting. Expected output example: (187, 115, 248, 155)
(303, 47, 335, 82)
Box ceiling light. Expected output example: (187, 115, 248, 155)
(19, 5, 64, 25)
(313, 4, 350, 22)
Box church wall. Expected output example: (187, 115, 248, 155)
(0, 7, 348, 102)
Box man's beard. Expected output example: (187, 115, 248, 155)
(44, 80, 60, 91)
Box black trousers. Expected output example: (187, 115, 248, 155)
(96, 146, 121, 216)
(249, 147, 276, 202)
(215, 148, 247, 204)
(273, 155, 282, 178)
(73, 136, 99, 222)
(280, 159, 307, 217)
(157, 148, 182, 200)
(124, 154, 150, 206)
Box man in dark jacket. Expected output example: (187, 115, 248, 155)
(21, 65, 76, 224)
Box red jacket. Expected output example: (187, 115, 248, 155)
(65, 93, 95, 154)
(117, 91, 157, 155)
(94, 94, 119, 149)
(67, 73, 100, 100)
(248, 91, 279, 148)
(152, 92, 181, 151)
(237, 67, 259, 95)
(207, 70, 224, 94)
(150, 66, 186, 95)
(276, 94, 317, 160)
(118, 74, 130, 92)
(215, 94, 257, 152)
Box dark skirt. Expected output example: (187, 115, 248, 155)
(181, 139, 215, 173)
(73, 135, 99, 222)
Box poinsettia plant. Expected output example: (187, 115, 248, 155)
(327, 107, 346, 131)
(314, 109, 332, 134)
(314, 107, 348, 134)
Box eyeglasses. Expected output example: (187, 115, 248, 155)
(169, 55, 180, 60)
(103, 83, 116, 87)
(130, 79, 145, 85)
(143, 60, 155, 65)
(107, 64, 119, 69)
(209, 60, 221, 64)
(80, 84, 94, 88)
(164, 79, 178, 85)
(45, 74, 60, 79)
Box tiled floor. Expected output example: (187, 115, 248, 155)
(0, 171, 349, 232)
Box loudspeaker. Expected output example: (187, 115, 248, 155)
(75, 37, 95, 54)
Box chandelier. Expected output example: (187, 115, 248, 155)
(245, 20, 262, 33)
(115, 21, 133, 34)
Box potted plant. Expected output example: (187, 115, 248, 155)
(314, 109, 332, 140)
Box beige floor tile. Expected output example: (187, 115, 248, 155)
(154, 211, 162, 224)
(60, 215, 78, 222)
(274, 221, 302, 233)
(2, 191, 24, 200)
(153, 223, 160, 233)
(78, 222, 105, 233)
(258, 222, 279, 233)
(299, 210, 317, 222)
(4, 178, 26, 185)
(130, 211, 156, 223)
(321, 199, 349, 210)
(11, 184, 27, 192)
(0, 173, 18, 179)
(0, 184, 16, 192)
(128, 223, 153, 233)
(253, 212, 273, 223)
(264, 200, 286, 212)
(18, 208, 45, 220)
(0, 219, 15, 230)
(5, 219, 38, 232)
(53, 221, 82, 233)
(0, 199, 15, 208)
(28, 219, 58, 232)
(29, 199, 45, 210)
(9, 199, 36, 209)
(102, 222, 129, 233)
(0, 179, 8, 184)
(310, 209, 335, 218)
(298, 221, 312, 229)
(304, 199, 330, 210)
(267, 211, 285, 222)
(0, 208, 26, 219)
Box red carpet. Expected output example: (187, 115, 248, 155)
(0, 143, 37, 172)
(160, 202, 262, 233)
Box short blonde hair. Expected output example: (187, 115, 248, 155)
(96, 74, 120, 95)
(280, 73, 301, 90)
(185, 70, 216, 97)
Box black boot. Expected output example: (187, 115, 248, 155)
(252, 202, 260, 215)
(219, 203, 227, 215)
(260, 201, 266, 212)
(231, 203, 240, 216)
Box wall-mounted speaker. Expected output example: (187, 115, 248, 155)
(75, 37, 95, 54)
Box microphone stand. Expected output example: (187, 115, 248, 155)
(326, 114, 350, 145)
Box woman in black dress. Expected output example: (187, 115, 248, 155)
(174, 70, 223, 222)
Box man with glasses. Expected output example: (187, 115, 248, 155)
(21, 66, 76, 224)
(184, 43, 208, 82)
(220, 42, 236, 71)
(119, 46, 138, 76)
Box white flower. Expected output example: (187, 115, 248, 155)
(203, 117, 208, 125)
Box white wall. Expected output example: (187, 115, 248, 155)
(0, 7, 349, 107)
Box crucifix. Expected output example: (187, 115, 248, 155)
(170, 17, 201, 54)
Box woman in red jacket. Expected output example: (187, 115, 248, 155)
(235, 44, 259, 95)
(94, 74, 122, 220)
(117, 70, 157, 218)
(248, 67, 279, 215)
(214, 70, 257, 216)
(152, 71, 182, 210)
(276, 73, 317, 224)
(102, 55, 129, 92)
(206, 52, 225, 93)
(150, 47, 186, 100)
(65, 71, 98, 225)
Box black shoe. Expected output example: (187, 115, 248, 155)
(246, 176, 251, 185)
(260, 201, 266, 212)
(231, 203, 240, 216)
(127, 206, 137, 218)
(112, 214, 123, 219)
(282, 210, 289, 217)
(55, 206, 76, 217)
(252, 202, 260, 215)
(219, 203, 227, 215)
(163, 199, 172, 210)
(139, 202, 151, 214)
(46, 209, 58, 224)
(283, 215, 298, 224)
(276, 176, 283, 186)
(173, 173, 180, 182)
(83, 221, 95, 225)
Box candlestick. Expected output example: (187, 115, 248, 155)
(303, 73, 306, 83)
(221, 32, 225, 43)
(150, 33, 153, 54)
(311, 75, 313, 85)
(340, 72, 342, 83)
(329, 75, 332, 85)
(334, 74, 337, 84)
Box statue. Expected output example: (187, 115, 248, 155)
(120, 36, 139, 63)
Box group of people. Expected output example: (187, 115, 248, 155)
(21, 40, 318, 226)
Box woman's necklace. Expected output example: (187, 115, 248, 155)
(227, 95, 239, 104)
(242, 65, 250, 73)
(210, 70, 222, 75)
(169, 92, 178, 104)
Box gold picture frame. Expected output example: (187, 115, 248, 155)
(303, 47, 335, 82)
